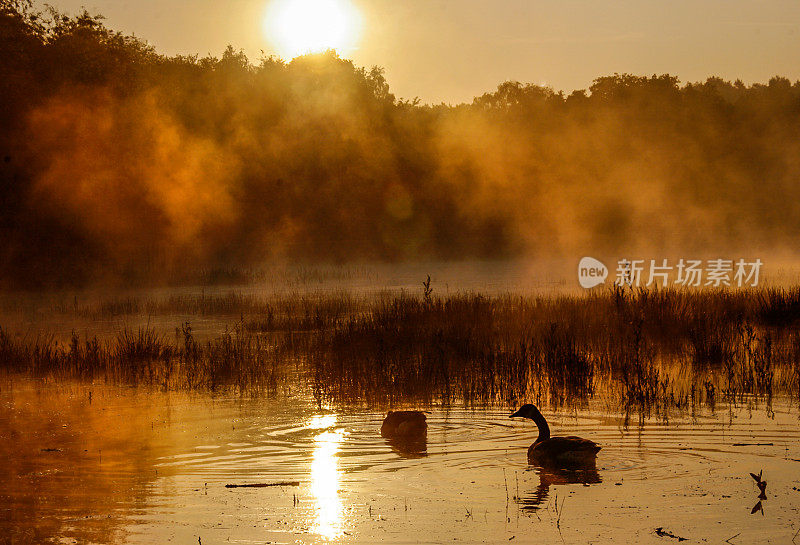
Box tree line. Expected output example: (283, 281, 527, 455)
(2, 0, 800, 288)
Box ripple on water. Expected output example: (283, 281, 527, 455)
(6, 379, 800, 545)
(152, 402, 800, 486)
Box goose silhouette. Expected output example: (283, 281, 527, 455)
(381, 410, 428, 457)
(510, 404, 600, 468)
(381, 410, 427, 438)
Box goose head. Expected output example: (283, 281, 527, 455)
(509, 404, 543, 420)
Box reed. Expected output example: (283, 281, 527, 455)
(300, 286, 800, 410)
(3, 285, 800, 411)
(0, 324, 283, 394)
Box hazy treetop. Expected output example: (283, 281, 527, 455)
(1, 1, 799, 288)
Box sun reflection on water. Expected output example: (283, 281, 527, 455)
(309, 414, 345, 539)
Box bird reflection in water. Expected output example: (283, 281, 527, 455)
(385, 434, 428, 458)
(515, 467, 601, 512)
(309, 414, 346, 539)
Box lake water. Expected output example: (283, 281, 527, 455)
(2, 377, 799, 544)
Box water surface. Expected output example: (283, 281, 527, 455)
(2, 378, 799, 544)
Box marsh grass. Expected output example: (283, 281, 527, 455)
(302, 286, 800, 412)
(0, 324, 282, 394)
(2, 286, 800, 411)
(49, 291, 363, 326)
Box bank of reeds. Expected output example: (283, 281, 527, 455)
(303, 286, 800, 411)
(46, 291, 362, 326)
(0, 324, 282, 394)
(2, 286, 800, 411)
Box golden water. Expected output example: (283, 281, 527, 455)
(1, 377, 799, 544)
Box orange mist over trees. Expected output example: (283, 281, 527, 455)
(1, 0, 800, 288)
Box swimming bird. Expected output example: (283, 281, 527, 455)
(509, 404, 600, 468)
(381, 410, 427, 438)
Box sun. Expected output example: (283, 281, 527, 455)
(265, 0, 363, 59)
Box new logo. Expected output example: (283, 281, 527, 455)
(578, 257, 608, 289)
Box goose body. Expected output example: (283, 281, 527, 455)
(381, 410, 427, 438)
(510, 404, 600, 468)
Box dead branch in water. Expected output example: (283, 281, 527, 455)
(225, 481, 300, 488)
(654, 527, 688, 541)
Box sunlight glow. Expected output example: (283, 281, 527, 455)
(265, 0, 363, 59)
(308, 414, 338, 429)
(310, 417, 346, 539)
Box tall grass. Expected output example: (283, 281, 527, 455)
(3, 286, 800, 411)
(0, 324, 282, 394)
(47, 291, 362, 325)
(302, 286, 800, 411)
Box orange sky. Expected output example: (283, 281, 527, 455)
(53, 0, 800, 103)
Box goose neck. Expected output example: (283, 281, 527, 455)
(531, 411, 550, 442)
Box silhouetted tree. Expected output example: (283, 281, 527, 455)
(1, 1, 799, 288)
